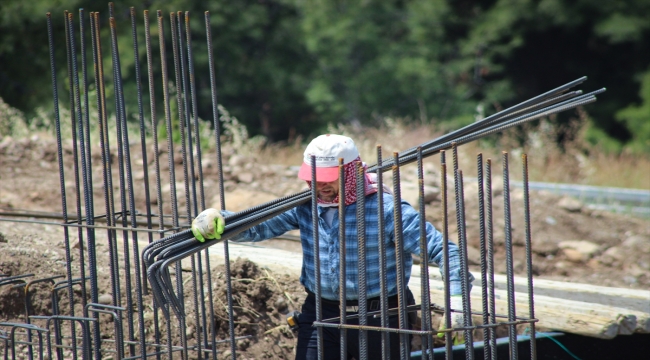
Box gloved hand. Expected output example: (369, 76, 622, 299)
(437, 295, 467, 345)
(191, 208, 225, 242)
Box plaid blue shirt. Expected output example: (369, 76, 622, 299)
(230, 192, 466, 300)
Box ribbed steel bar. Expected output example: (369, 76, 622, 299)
(169, 12, 190, 358)
(477, 153, 490, 359)
(155, 10, 177, 358)
(183, 14, 210, 357)
(375, 77, 588, 167)
(86, 304, 125, 360)
(440, 150, 453, 359)
(96, 10, 121, 317)
(59, 11, 79, 360)
(77, 7, 91, 323)
(109, 13, 137, 358)
(174, 14, 204, 358)
(356, 162, 369, 359)
(176, 11, 197, 218)
(143, 10, 164, 356)
(502, 152, 518, 360)
(376, 146, 390, 360)
(30, 315, 95, 360)
(185, 12, 204, 213)
(522, 154, 537, 360)
(128, 9, 150, 358)
(66, 12, 92, 357)
(51, 279, 93, 359)
(338, 159, 348, 360)
(202, 10, 236, 358)
(486, 159, 497, 359)
(391, 152, 409, 360)
(93, 11, 122, 318)
(417, 147, 434, 359)
(23, 276, 64, 359)
(369, 90, 603, 174)
(88, 12, 107, 360)
(0, 323, 48, 360)
(452, 145, 475, 360)
(309, 155, 324, 360)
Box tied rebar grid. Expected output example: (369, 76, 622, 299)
(0, 2, 605, 359)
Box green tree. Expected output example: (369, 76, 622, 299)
(616, 68, 650, 152)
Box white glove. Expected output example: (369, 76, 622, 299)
(191, 208, 225, 242)
(438, 295, 468, 345)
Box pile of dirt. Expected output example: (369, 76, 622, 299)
(0, 216, 303, 359)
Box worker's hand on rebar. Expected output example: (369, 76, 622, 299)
(191, 208, 225, 242)
(437, 295, 468, 346)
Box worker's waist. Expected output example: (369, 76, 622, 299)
(306, 289, 402, 312)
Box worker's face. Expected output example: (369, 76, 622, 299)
(315, 180, 340, 202)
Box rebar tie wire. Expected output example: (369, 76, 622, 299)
(143, 78, 605, 319)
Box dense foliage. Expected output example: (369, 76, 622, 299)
(0, 0, 648, 151)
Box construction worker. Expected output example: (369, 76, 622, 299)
(192, 134, 472, 360)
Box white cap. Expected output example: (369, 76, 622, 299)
(297, 134, 359, 182)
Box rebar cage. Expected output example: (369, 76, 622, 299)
(0, 3, 606, 360)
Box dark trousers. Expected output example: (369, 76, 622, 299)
(295, 288, 415, 360)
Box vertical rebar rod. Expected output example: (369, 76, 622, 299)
(310, 155, 324, 360)
(169, 12, 190, 359)
(522, 154, 537, 360)
(440, 150, 452, 359)
(176, 11, 203, 359)
(502, 152, 518, 360)
(88, 12, 106, 360)
(376, 145, 390, 360)
(203, 12, 219, 358)
(49, 12, 69, 359)
(93, 11, 121, 320)
(77, 6, 91, 322)
(176, 11, 198, 216)
(391, 152, 409, 360)
(63, 11, 81, 360)
(170, 11, 192, 227)
(102, 7, 121, 317)
(477, 153, 490, 360)
(176, 16, 205, 354)
(128, 9, 150, 358)
(356, 162, 368, 360)
(185, 12, 205, 211)
(452, 145, 474, 360)
(338, 158, 348, 360)
(486, 159, 497, 359)
(78, 9, 97, 358)
(184, 14, 209, 357)
(125, 7, 149, 358)
(156, 10, 177, 358)
(130, 4, 154, 315)
(143, 10, 164, 358)
(109, 13, 135, 358)
(417, 147, 434, 359)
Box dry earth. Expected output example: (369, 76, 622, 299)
(0, 135, 649, 358)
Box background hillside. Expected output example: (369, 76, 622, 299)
(0, 0, 649, 152)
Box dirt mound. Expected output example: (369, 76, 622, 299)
(0, 220, 303, 358)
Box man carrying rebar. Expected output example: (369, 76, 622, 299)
(192, 134, 473, 360)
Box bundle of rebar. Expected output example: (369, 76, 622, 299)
(144, 76, 604, 321)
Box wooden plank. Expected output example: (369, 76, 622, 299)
(194, 242, 648, 338)
(409, 275, 649, 337)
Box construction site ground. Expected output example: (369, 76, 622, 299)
(1, 135, 649, 359)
